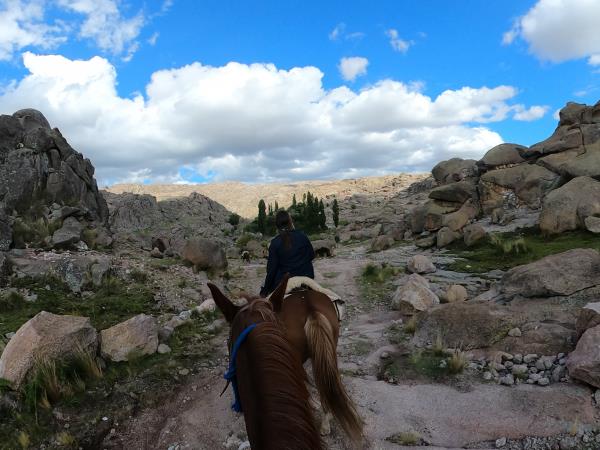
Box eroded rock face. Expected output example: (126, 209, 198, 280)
(0, 110, 108, 223)
(0, 311, 98, 388)
(100, 314, 158, 362)
(500, 249, 600, 298)
(429, 180, 477, 204)
(431, 158, 478, 185)
(567, 325, 600, 388)
(478, 143, 527, 170)
(539, 177, 600, 234)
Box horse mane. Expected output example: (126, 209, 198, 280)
(235, 300, 323, 450)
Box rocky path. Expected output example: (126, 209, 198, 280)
(110, 244, 597, 450)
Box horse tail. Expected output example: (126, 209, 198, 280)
(304, 309, 363, 442)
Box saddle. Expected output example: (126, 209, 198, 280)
(271, 276, 345, 321)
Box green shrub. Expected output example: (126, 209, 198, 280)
(489, 234, 529, 255)
(81, 229, 97, 249)
(228, 213, 241, 226)
(361, 263, 401, 284)
(236, 233, 255, 248)
(0, 291, 25, 311)
(129, 269, 148, 284)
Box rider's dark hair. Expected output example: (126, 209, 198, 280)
(276, 210, 294, 250)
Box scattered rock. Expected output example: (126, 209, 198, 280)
(100, 314, 158, 362)
(584, 216, 600, 233)
(0, 311, 98, 388)
(436, 227, 461, 248)
(463, 224, 486, 247)
(151, 247, 164, 258)
(195, 299, 216, 315)
(181, 238, 227, 272)
(576, 302, 600, 339)
(157, 344, 171, 354)
(508, 328, 522, 337)
(567, 325, 600, 388)
(312, 239, 335, 257)
(445, 285, 468, 303)
(391, 274, 439, 314)
(407, 255, 436, 274)
(370, 235, 394, 252)
(51, 216, 83, 249)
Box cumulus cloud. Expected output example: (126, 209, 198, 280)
(512, 104, 549, 121)
(0, 0, 66, 60)
(57, 0, 144, 57)
(0, 53, 538, 185)
(385, 29, 411, 53)
(503, 0, 600, 65)
(338, 56, 368, 82)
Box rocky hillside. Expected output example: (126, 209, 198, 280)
(107, 173, 427, 218)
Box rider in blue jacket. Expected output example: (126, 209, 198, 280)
(260, 210, 315, 297)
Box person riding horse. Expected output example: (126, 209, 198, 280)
(260, 210, 315, 297)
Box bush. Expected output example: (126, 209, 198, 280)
(361, 263, 401, 284)
(489, 234, 529, 255)
(447, 349, 468, 374)
(236, 233, 255, 248)
(129, 269, 148, 284)
(228, 213, 241, 226)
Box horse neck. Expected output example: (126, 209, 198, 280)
(236, 323, 322, 450)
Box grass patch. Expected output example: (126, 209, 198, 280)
(447, 349, 468, 374)
(404, 316, 417, 335)
(361, 262, 402, 284)
(386, 431, 422, 446)
(380, 349, 464, 382)
(385, 323, 407, 345)
(447, 227, 600, 273)
(349, 340, 373, 356)
(0, 276, 155, 336)
(236, 233, 256, 249)
(148, 257, 179, 269)
(129, 269, 148, 284)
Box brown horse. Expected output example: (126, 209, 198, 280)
(208, 276, 363, 447)
(208, 282, 323, 449)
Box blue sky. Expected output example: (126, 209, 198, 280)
(1, 0, 599, 185)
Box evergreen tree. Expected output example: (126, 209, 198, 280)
(292, 194, 297, 208)
(332, 199, 339, 227)
(257, 199, 266, 234)
(274, 201, 279, 211)
(318, 199, 326, 229)
(268, 203, 273, 215)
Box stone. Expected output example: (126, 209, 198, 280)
(479, 143, 527, 170)
(523, 354, 538, 364)
(442, 199, 479, 231)
(0, 311, 98, 388)
(480, 164, 561, 213)
(51, 216, 84, 249)
(499, 249, 600, 298)
(567, 325, 600, 388)
(499, 374, 514, 386)
(412, 302, 516, 350)
(312, 239, 335, 257)
(429, 180, 478, 203)
(181, 238, 227, 271)
(585, 216, 600, 233)
(407, 255, 436, 274)
(370, 235, 394, 252)
(150, 247, 164, 258)
(511, 364, 528, 378)
(391, 274, 439, 313)
(410, 200, 461, 233)
(0, 210, 12, 251)
(552, 365, 565, 382)
(100, 314, 158, 362)
(445, 285, 468, 303)
(431, 158, 478, 184)
(576, 302, 600, 339)
(508, 328, 522, 337)
(495, 437, 507, 448)
(196, 299, 216, 315)
(463, 224, 486, 247)
(157, 344, 171, 354)
(415, 234, 436, 248)
(538, 377, 550, 386)
(539, 177, 600, 234)
(436, 227, 461, 248)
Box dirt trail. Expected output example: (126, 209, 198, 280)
(110, 245, 596, 450)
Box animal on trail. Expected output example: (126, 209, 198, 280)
(208, 276, 363, 449)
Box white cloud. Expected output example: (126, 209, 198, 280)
(0, 53, 537, 185)
(0, 0, 66, 60)
(338, 56, 368, 82)
(386, 29, 411, 53)
(57, 0, 144, 57)
(329, 23, 364, 41)
(504, 0, 600, 64)
(512, 104, 549, 121)
(148, 32, 159, 46)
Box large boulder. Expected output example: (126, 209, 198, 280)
(182, 238, 227, 271)
(312, 239, 336, 257)
(429, 180, 477, 204)
(51, 216, 83, 249)
(370, 235, 394, 252)
(441, 199, 478, 231)
(463, 224, 486, 247)
(411, 302, 516, 349)
(500, 249, 600, 298)
(576, 303, 600, 339)
(478, 143, 527, 170)
(100, 314, 158, 362)
(410, 200, 461, 233)
(0, 311, 98, 388)
(539, 177, 600, 234)
(106, 193, 162, 233)
(525, 125, 583, 157)
(567, 325, 600, 388)
(391, 274, 439, 314)
(479, 164, 561, 214)
(431, 158, 478, 185)
(436, 227, 461, 248)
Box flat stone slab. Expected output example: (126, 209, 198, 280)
(346, 378, 595, 448)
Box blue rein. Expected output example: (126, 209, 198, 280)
(224, 323, 257, 412)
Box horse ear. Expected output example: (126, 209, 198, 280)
(207, 282, 239, 322)
(269, 273, 290, 313)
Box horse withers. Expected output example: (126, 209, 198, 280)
(208, 276, 363, 449)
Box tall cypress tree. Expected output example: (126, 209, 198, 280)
(318, 199, 326, 229)
(332, 198, 339, 227)
(257, 199, 266, 234)
(292, 194, 297, 208)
